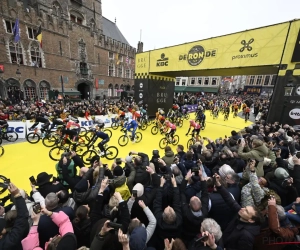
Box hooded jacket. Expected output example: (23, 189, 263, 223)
(238, 144, 269, 177)
(162, 150, 175, 166)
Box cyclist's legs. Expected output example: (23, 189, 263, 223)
(131, 124, 138, 140)
(30, 122, 39, 130)
(98, 137, 110, 152)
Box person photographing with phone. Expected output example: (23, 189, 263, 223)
(213, 173, 264, 250)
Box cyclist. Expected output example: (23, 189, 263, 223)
(167, 108, 175, 123)
(0, 118, 8, 138)
(198, 112, 206, 127)
(186, 120, 201, 141)
(29, 113, 51, 137)
(233, 103, 239, 117)
(245, 106, 251, 121)
(93, 120, 110, 155)
(123, 117, 138, 143)
(213, 105, 219, 118)
(163, 120, 176, 142)
(224, 106, 230, 119)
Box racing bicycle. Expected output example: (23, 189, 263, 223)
(118, 128, 142, 146)
(159, 133, 179, 149)
(0, 128, 18, 143)
(0, 145, 4, 157)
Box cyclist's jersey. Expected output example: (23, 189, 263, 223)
(166, 123, 176, 130)
(190, 121, 201, 129)
(172, 104, 179, 110)
(132, 111, 141, 120)
(234, 104, 238, 110)
(199, 113, 206, 121)
(118, 110, 125, 116)
(245, 107, 250, 113)
(66, 121, 80, 130)
(0, 120, 8, 126)
(95, 131, 109, 139)
(242, 104, 247, 109)
(36, 116, 49, 124)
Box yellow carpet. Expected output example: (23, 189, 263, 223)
(0, 111, 252, 194)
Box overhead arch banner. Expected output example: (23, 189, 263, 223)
(136, 22, 290, 74)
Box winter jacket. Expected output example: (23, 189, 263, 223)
(241, 172, 269, 207)
(72, 218, 91, 248)
(181, 179, 209, 242)
(36, 182, 65, 198)
(217, 185, 261, 250)
(162, 150, 175, 166)
(22, 211, 74, 250)
(151, 187, 182, 250)
(37, 206, 74, 248)
(112, 163, 136, 192)
(140, 206, 157, 243)
(254, 205, 298, 250)
(0, 196, 29, 250)
(73, 167, 104, 204)
(238, 144, 269, 177)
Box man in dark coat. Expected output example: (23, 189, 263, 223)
(0, 183, 29, 250)
(215, 174, 264, 250)
(149, 175, 182, 250)
(35, 172, 65, 198)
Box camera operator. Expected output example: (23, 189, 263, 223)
(129, 151, 152, 186)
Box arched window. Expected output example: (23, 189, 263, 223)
(70, 10, 84, 25)
(39, 81, 50, 100)
(120, 84, 124, 91)
(114, 84, 119, 97)
(126, 84, 130, 91)
(6, 78, 20, 96)
(9, 41, 24, 65)
(108, 84, 113, 97)
(24, 79, 37, 100)
(30, 42, 43, 67)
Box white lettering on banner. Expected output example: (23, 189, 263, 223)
(79, 115, 118, 128)
(289, 109, 300, 119)
(7, 121, 26, 138)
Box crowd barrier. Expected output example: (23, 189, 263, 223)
(7, 114, 119, 139)
(181, 104, 198, 113)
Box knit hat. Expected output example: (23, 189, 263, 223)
(132, 183, 144, 197)
(219, 164, 235, 179)
(0, 218, 6, 232)
(113, 166, 124, 176)
(75, 179, 89, 193)
(129, 227, 147, 250)
(274, 167, 290, 179)
(56, 233, 77, 250)
(125, 155, 133, 163)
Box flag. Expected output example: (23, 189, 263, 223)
(12, 19, 20, 43)
(116, 53, 120, 65)
(35, 25, 42, 48)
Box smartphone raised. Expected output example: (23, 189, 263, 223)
(108, 222, 122, 229)
(29, 176, 37, 186)
(33, 203, 41, 214)
(132, 190, 137, 198)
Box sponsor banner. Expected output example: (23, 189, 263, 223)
(289, 108, 300, 120)
(244, 86, 262, 95)
(7, 121, 26, 138)
(79, 115, 118, 128)
(181, 105, 198, 113)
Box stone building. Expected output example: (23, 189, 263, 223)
(0, 0, 136, 101)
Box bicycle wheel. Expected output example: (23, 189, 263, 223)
(151, 126, 158, 135)
(172, 135, 179, 146)
(140, 123, 147, 131)
(82, 150, 97, 164)
(135, 132, 143, 143)
(5, 131, 18, 142)
(185, 114, 190, 120)
(103, 129, 112, 138)
(42, 134, 58, 147)
(178, 120, 183, 128)
(105, 146, 119, 160)
(0, 137, 2, 145)
(49, 146, 65, 161)
(159, 138, 168, 149)
(26, 132, 40, 144)
(0, 146, 4, 157)
(85, 131, 94, 141)
(118, 135, 129, 146)
(187, 138, 194, 149)
(111, 122, 119, 130)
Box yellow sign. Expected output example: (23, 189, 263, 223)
(147, 22, 290, 72)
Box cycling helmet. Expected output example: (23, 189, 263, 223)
(165, 120, 170, 125)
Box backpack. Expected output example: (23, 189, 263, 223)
(115, 182, 131, 200)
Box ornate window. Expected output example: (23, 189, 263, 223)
(70, 10, 84, 25)
(114, 84, 119, 97)
(117, 66, 123, 78)
(9, 42, 24, 65)
(108, 65, 114, 76)
(24, 80, 37, 100)
(125, 69, 130, 78)
(5, 20, 15, 34)
(6, 78, 20, 93)
(30, 42, 42, 67)
(39, 81, 50, 100)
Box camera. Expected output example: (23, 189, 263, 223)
(164, 174, 171, 180)
(132, 190, 138, 198)
(108, 222, 122, 229)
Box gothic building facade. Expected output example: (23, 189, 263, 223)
(0, 0, 136, 100)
